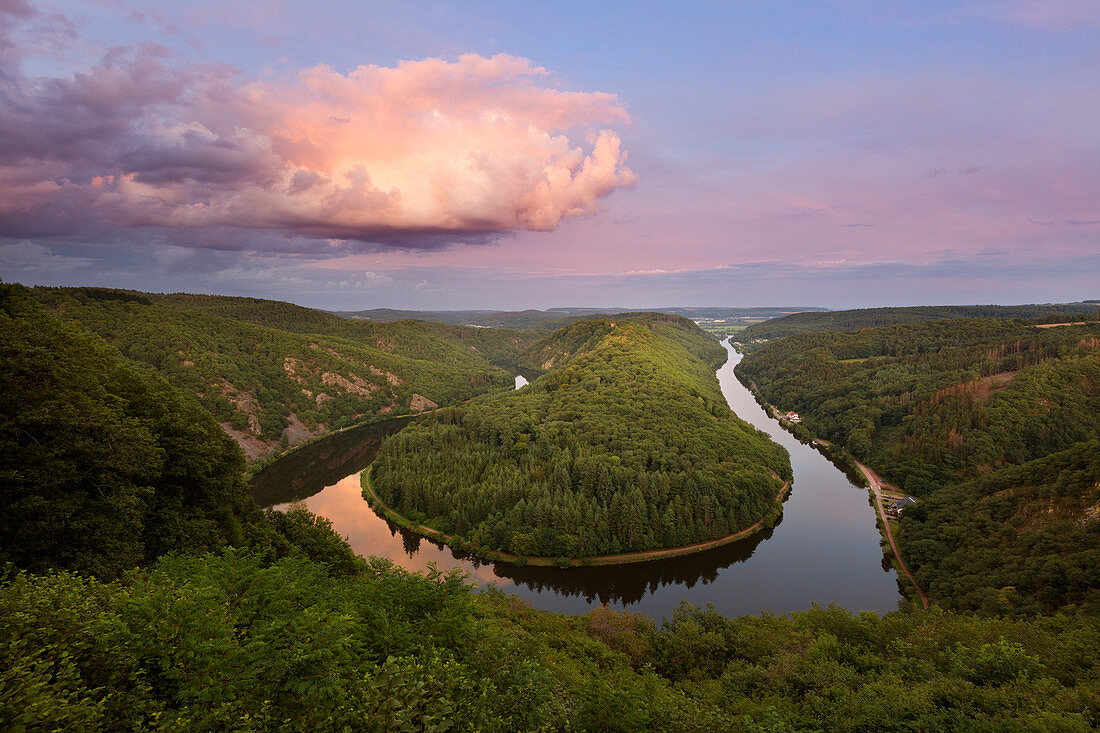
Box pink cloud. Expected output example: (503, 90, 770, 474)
(0, 9, 634, 249)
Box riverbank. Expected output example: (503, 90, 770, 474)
(732, 365, 930, 607)
(848, 457, 930, 609)
(246, 372, 539, 473)
(736, 374, 868, 487)
(361, 465, 790, 568)
(252, 339, 901, 616)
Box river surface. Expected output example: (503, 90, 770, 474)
(252, 340, 902, 618)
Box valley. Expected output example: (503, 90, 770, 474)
(4, 3, 1099, 726)
(4, 286, 1099, 729)
(252, 339, 902, 617)
(27, 287, 541, 459)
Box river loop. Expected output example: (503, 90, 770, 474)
(252, 339, 902, 617)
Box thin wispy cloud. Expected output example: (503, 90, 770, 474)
(999, 0, 1100, 28)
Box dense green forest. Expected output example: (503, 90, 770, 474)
(3, 283, 1100, 730)
(736, 317, 1100, 614)
(902, 440, 1100, 616)
(5, 551, 1099, 732)
(28, 287, 541, 459)
(370, 315, 791, 559)
(738, 303, 1100, 344)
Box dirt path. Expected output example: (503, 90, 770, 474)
(362, 466, 791, 567)
(850, 457, 930, 609)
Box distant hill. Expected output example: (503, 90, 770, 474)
(336, 305, 827, 332)
(515, 311, 726, 373)
(335, 307, 580, 330)
(30, 288, 542, 460)
(738, 303, 1100, 343)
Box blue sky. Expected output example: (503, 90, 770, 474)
(1, 1, 1097, 309)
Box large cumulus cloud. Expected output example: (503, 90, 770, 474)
(0, 4, 633, 251)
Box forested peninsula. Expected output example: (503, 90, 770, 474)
(369, 314, 791, 561)
(737, 314, 1100, 615)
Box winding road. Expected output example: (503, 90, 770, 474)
(850, 457, 930, 609)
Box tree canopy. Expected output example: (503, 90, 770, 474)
(2, 285, 1098, 730)
(3, 552, 1098, 731)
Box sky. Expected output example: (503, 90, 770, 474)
(1, 0, 1097, 310)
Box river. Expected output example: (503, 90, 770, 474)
(252, 339, 902, 618)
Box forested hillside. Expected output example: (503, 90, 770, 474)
(903, 440, 1100, 615)
(370, 314, 791, 560)
(515, 312, 722, 372)
(0, 284, 362, 579)
(736, 318, 1100, 614)
(29, 287, 540, 459)
(738, 303, 1100, 343)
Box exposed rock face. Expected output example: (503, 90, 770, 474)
(285, 355, 401, 392)
(218, 379, 262, 434)
(220, 422, 270, 461)
(370, 365, 403, 385)
(321, 371, 378, 397)
(282, 412, 316, 447)
(219, 411, 325, 461)
(409, 393, 438, 412)
(284, 356, 305, 378)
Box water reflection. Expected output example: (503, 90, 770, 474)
(479, 525, 775, 606)
(252, 410, 780, 599)
(252, 416, 415, 506)
(252, 342, 902, 618)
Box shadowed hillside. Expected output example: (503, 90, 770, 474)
(3, 284, 1099, 731)
(29, 287, 542, 459)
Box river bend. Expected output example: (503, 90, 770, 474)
(252, 339, 902, 617)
